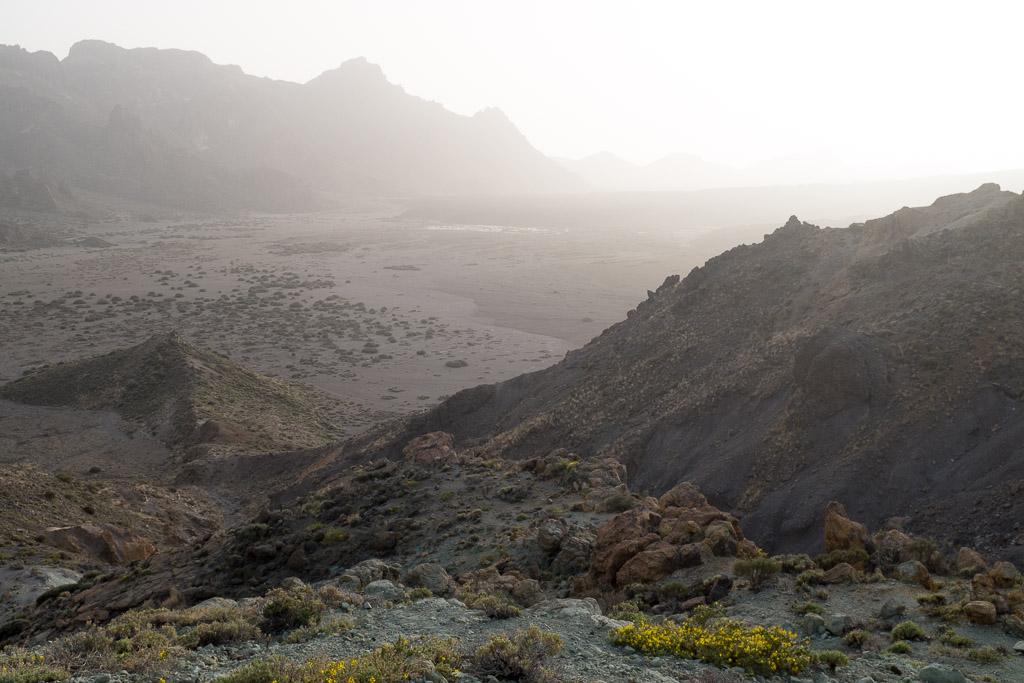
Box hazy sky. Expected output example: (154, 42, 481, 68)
(4, 0, 1024, 179)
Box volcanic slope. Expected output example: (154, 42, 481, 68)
(347, 183, 1024, 559)
(0, 331, 350, 457)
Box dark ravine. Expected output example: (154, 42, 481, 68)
(336, 184, 1024, 561)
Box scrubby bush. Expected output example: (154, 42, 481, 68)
(791, 601, 823, 616)
(774, 554, 816, 574)
(733, 557, 781, 591)
(472, 626, 563, 683)
(282, 617, 355, 645)
(815, 548, 869, 570)
(462, 592, 521, 619)
(603, 493, 638, 513)
(608, 600, 646, 623)
(0, 649, 69, 683)
(842, 629, 872, 649)
(813, 649, 849, 672)
(611, 617, 811, 676)
(937, 628, 973, 648)
(890, 620, 926, 642)
(796, 569, 825, 588)
(180, 617, 262, 648)
(260, 586, 326, 633)
(886, 641, 911, 654)
(966, 646, 1006, 664)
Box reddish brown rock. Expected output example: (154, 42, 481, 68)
(402, 432, 456, 463)
(990, 561, 1021, 589)
(964, 600, 997, 625)
(956, 548, 988, 577)
(823, 501, 870, 553)
(658, 482, 708, 509)
(822, 562, 858, 584)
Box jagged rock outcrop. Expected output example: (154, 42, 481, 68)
(585, 482, 757, 589)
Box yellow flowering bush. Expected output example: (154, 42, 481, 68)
(216, 636, 460, 683)
(0, 650, 68, 683)
(610, 617, 811, 676)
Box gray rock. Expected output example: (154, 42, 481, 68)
(536, 518, 566, 553)
(1014, 640, 1024, 655)
(879, 598, 907, 619)
(363, 579, 405, 602)
(800, 612, 826, 635)
(824, 613, 852, 636)
(917, 663, 967, 683)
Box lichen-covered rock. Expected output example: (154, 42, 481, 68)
(403, 563, 455, 597)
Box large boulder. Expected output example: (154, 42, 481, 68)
(990, 561, 1021, 589)
(955, 548, 987, 577)
(403, 563, 455, 597)
(43, 524, 155, 565)
(963, 600, 997, 625)
(615, 543, 701, 586)
(895, 560, 931, 587)
(823, 501, 870, 553)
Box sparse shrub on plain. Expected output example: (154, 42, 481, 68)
(813, 649, 849, 672)
(462, 592, 521, 619)
(890, 620, 926, 642)
(260, 586, 326, 633)
(733, 557, 781, 591)
(471, 626, 563, 683)
(815, 548, 869, 570)
(886, 641, 911, 654)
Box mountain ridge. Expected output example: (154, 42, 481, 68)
(336, 184, 1024, 561)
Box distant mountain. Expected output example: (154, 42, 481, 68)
(0, 41, 580, 210)
(360, 184, 1024, 561)
(0, 332, 345, 455)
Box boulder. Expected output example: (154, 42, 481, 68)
(990, 560, 1021, 588)
(43, 524, 155, 565)
(1013, 640, 1024, 655)
(823, 501, 870, 553)
(878, 598, 907, 620)
(342, 559, 400, 587)
(824, 613, 853, 636)
(894, 560, 931, 587)
(963, 600, 997, 625)
(917, 663, 967, 683)
(955, 547, 987, 577)
(402, 432, 456, 463)
(801, 612, 826, 635)
(658, 482, 707, 509)
(615, 543, 700, 586)
(703, 520, 738, 556)
(403, 563, 455, 597)
(822, 562, 858, 584)
(551, 532, 594, 574)
(363, 579, 406, 602)
(536, 519, 567, 553)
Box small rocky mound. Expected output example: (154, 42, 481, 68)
(0, 332, 346, 456)
(582, 481, 759, 592)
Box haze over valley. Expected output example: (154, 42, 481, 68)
(2, 5, 1024, 683)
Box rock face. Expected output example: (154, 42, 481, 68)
(586, 482, 755, 588)
(823, 501, 871, 553)
(365, 188, 1024, 558)
(43, 524, 155, 565)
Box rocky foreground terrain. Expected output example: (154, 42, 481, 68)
(2, 186, 1024, 681)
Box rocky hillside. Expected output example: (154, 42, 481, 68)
(0, 332, 347, 456)
(0, 41, 579, 209)
(350, 184, 1024, 560)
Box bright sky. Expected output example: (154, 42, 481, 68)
(4, 0, 1024, 179)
